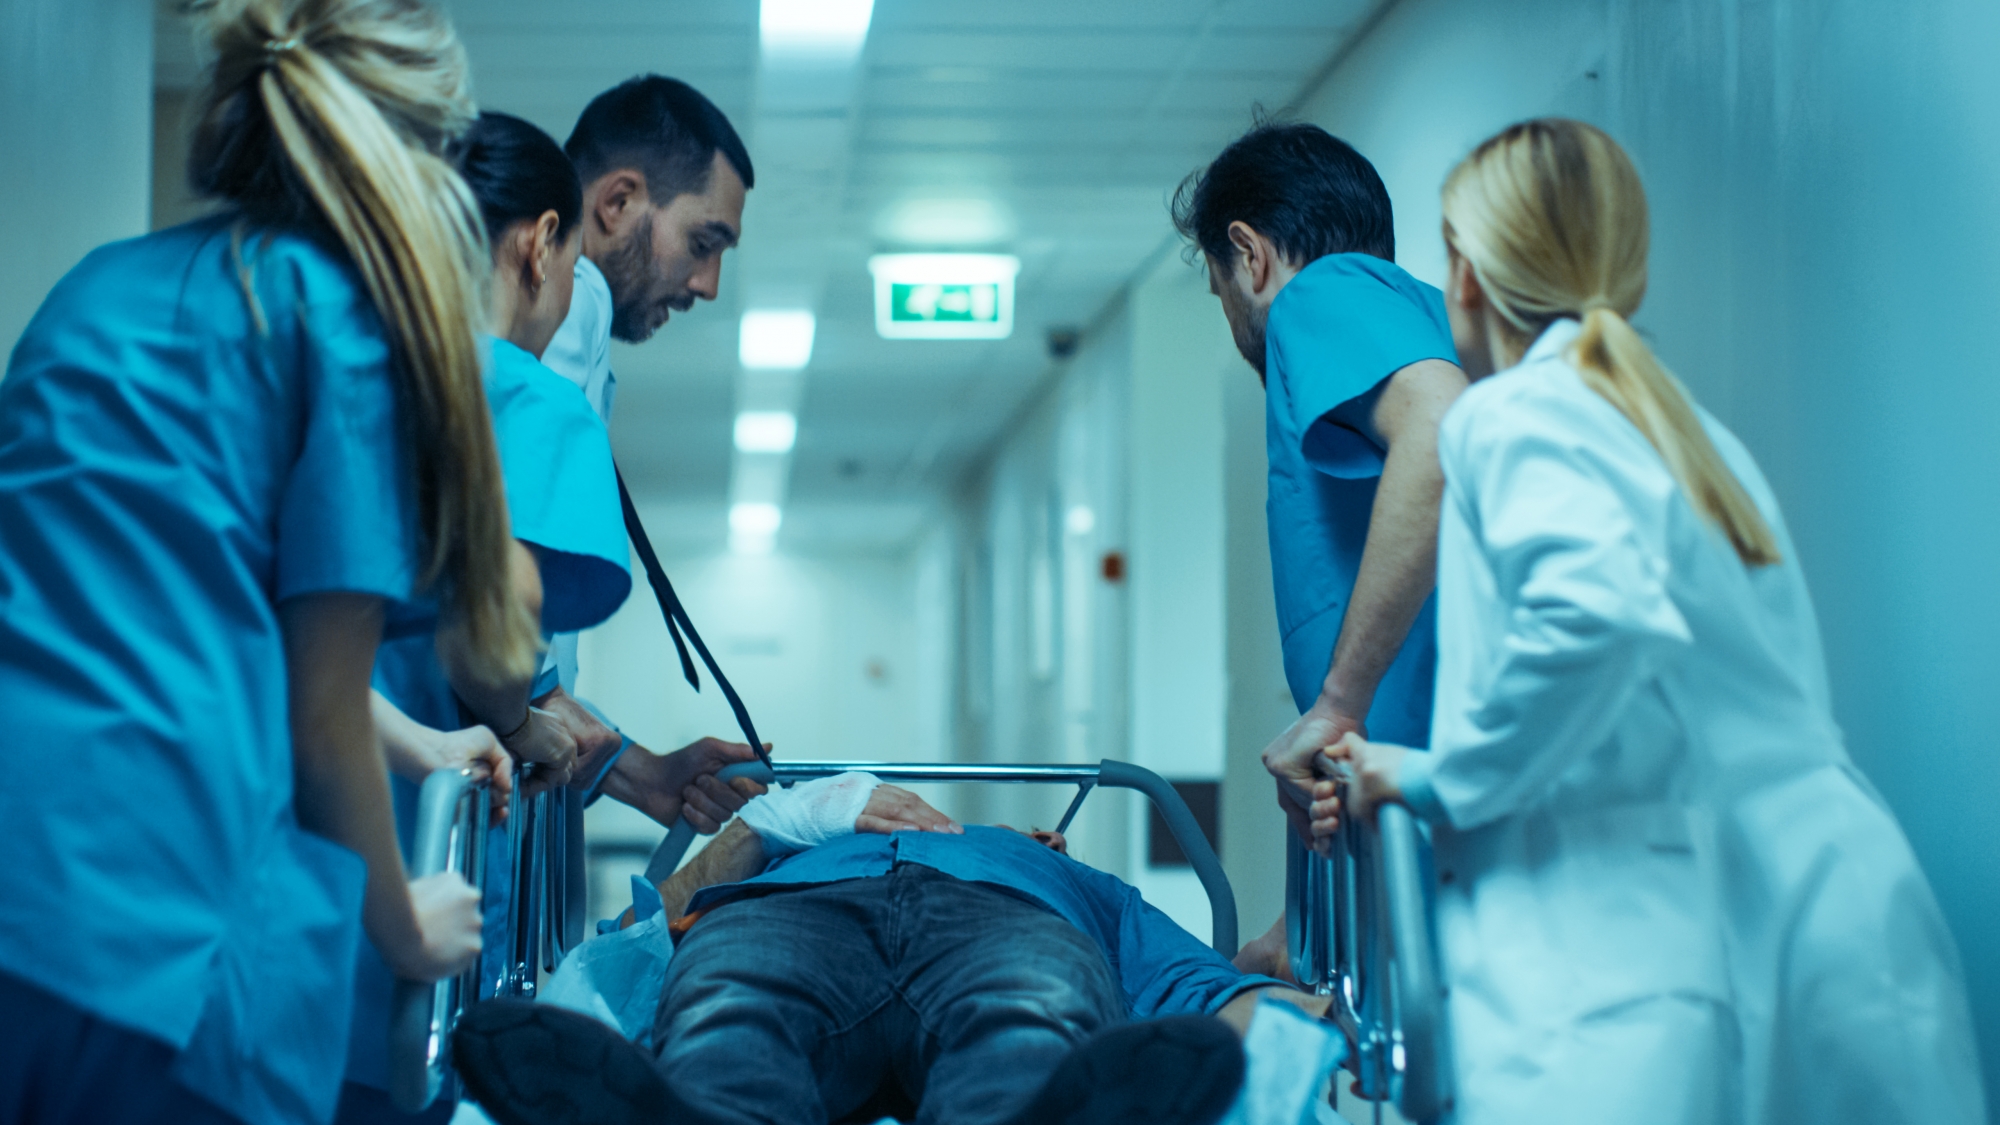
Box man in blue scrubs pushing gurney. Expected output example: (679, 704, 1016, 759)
(453, 775, 1338, 1125)
(1169, 123, 1467, 967)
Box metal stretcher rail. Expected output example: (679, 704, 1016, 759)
(388, 767, 491, 1112)
(643, 758, 1238, 956)
(1289, 797, 1454, 1124)
(392, 760, 1453, 1121)
(389, 757, 1235, 1112)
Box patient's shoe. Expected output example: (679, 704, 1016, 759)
(453, 999, 670, 1125)
(1002, 1015, 1246, 1125)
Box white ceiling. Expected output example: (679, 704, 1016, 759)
(158, 0, 1382, 550)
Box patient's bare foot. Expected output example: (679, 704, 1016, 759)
(1232, 914, 1297, 984)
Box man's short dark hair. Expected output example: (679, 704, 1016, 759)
(1171, 121, 1394, 268)
(565, 75, 755, 202)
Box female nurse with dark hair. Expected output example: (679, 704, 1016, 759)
(338, 111, 630, 1125)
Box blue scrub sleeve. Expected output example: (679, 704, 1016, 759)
(274, 294, 430, 630)
(1266, 256, 1459, 480)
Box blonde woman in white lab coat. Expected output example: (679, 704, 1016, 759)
(1312, 119, 1985, 1124)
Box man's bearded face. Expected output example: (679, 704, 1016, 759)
(598, 212, 697, 344)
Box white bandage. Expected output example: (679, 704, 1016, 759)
(738, 771, 881, 857)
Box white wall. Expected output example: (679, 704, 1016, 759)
(577, 519, 946, 919)
(954, 301, 1138, 885)
(1301, 0, 2000, 1098)
(1, 0, 152, 356)
(1125, 251, 1279, 940)
(951, 252, 1303, 949)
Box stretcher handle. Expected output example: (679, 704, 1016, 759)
(639, 759, 1237, 957)
(389, 768, 477, 1113)
(1093, 760, 1237, 957)
(1378, 804, 1451, 1122)
(1287, 801, 1453, 1123)
(644, 761, 775, 885)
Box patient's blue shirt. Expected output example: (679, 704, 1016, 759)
(684, 826, 1283, 1019)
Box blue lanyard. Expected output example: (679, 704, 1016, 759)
(615, 467, 771, 768)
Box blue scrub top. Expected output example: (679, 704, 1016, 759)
(344, 337, 631, 1095)
(1264, 253, 1458, 743)
(487, 337, 630, 635)
(0, 215, 431, 1125)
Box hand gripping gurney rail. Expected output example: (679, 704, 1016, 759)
(1290, 799, 1455, 1123)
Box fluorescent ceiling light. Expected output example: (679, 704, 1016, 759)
(739, 310, 815, 370)
(867, 254, 1020, 340)
(728, 502, 782, 555)
(729, 501, 783, 535)
(761, 0, 874, 59)
(879, 198, 1013, 246)
(734, 411, 798, 454)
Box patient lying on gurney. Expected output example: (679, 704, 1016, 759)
(455, 774, 1342, 1125)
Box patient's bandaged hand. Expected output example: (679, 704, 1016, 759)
(739, 771, 881, 856)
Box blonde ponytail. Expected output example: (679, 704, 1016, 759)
(189, 0, 539, 681)
(1442, 118, 1780, 567)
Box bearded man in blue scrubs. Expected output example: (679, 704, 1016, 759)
(1171, 124, 1467, 967)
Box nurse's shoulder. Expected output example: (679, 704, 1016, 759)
(1267, 253, 1447, 355)
(1439, 330, 1682, 518)
(486, 338, 605, 441)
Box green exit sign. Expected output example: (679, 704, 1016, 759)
(870, 254, 1018, 339)
(890, 282, 1001, 324)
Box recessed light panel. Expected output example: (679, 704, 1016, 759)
(734, 411, 798, 454)
(728, 502, 782, 554)
(739, 310, 816, 370)
(761, 0, 874, 59)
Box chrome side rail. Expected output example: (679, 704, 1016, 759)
(1288, 798, 1453, 1123)
(642, 759, 1239, 956)
(388, 768, 490, 1113)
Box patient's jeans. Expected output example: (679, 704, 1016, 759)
(653, 863, 1124, 1125)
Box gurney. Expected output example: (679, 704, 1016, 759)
(387, 761, 1452, 1123)
(388, 488, 1450, 1120)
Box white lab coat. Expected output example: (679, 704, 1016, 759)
(1401, 319, 1984, 1125)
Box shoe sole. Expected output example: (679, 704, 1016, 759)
(1004, 1015, 1247, 1125)
(452, 1000, 670, 1125)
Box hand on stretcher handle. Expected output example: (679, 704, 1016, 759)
(646, 761, 776, 885)
(389, 768, 482, 1113)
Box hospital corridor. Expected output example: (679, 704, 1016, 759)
(2, 0, 1998, 1123)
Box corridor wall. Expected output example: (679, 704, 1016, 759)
(950, 294, 1138, 894)
(0, 0, 152, 356)
(1303, 0, 2000, 1098)
(950, 250, 1302, 946)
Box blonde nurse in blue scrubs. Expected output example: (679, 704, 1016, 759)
(0, 2, 547, 1123)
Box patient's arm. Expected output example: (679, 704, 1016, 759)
(652, 782, 961, 921)
(657, 820, 768, 921)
